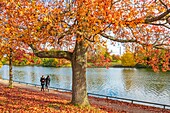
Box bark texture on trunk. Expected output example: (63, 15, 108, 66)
(9, 48, 13, 88)
(71, 40, 90, 106)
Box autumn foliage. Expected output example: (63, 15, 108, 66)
(0, 0, 169, 71)
(135, 48, 170, 72)
(121, 51, 137, 67)
(0, 0, 170, 106)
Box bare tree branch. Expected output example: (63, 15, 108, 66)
(110, 0, 121, 9)
(57, 30, 72, 44)
(159, 0, 168, 9)
(100, 33, 137, 43)
(149, 23, 170, 29)
(84, 36, 95, 42)
(145, 9, 170, 23)
(153, 44, 170, 50)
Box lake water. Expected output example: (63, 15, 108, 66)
(0, 65, 170, 105)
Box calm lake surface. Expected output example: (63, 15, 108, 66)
(0, 65, 170, 105)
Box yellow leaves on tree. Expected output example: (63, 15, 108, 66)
(0, 61, 3, 68)
(121, 51, 136, 67)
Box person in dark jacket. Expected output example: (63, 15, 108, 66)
(40, 75, 45, 91)
(45, 75, 50, 91)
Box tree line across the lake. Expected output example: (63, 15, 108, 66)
(0, 46, 154, 68)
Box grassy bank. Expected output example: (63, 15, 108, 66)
(2, 61, 149, 69)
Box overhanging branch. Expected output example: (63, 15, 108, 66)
(29, 44, 72, 60)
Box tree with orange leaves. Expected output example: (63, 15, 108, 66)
(0, 0, 169, 106)
(0, 31, 30, 87)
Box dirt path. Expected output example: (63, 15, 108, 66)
(0, 79, 170, 113)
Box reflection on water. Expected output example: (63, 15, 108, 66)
(30, 72, 36, 83)
(13, 70, 25, 81)
(122, 69, 135, 92)
(0, 65, 170, 105)
(87, 69, 107, 93)
(121, 68, 170, 105)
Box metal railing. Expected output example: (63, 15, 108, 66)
(87, 93, 170, 109)
(2, 78, 170, 109)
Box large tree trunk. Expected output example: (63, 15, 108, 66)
(71, 40, 90, 106)
(29, 39, 90, 106)
(8, 48, 13, 88)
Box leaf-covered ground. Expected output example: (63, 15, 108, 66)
(0, 84, 107, 113)
(0, 80, 170, 113)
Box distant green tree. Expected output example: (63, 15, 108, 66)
(42, 58, 58, 67)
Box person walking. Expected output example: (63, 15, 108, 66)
(45, 75, 50, 92)
(40, 75, 45, 91)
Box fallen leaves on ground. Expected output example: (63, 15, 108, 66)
(0, 83, 169, 113)
(0, 84, 106, 113)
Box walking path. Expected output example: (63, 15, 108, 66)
(0, 79, 170, 113)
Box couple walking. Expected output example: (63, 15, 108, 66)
(40, 75, 50, 92)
